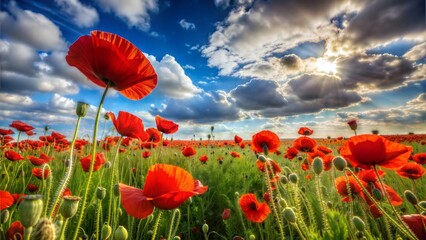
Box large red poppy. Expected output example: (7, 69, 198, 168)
(146, 128, 162, 143)
(182, 146, 196, 157)
(28, 153, 52, 166)
(293, 136, 317, 153)
(32, 168, 51, 179)
(334, 176, 366, 202)
(239, 193, 270, 223)
(340, 135, 412, 170)
(0, 190, 14, 210)
(9, 120, 34, 132)
(412, 153, 426, 165)
(5, 221, 24, 240)
(108, 111, 147, 139)
(4, 150, 24, 161)
(0, 128, 14, 135)
(119, 164, 208, 219)
(155, 115, 179, 134)
(234, 135, 243, 144)
(396, 162, 425, 179)
(66, 30, 157, 100)
(401, 214, 426, 240)
(251, 130, 281, 154)
(80, 153, 106, 172)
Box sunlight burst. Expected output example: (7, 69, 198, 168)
(316, 58, 337, 74)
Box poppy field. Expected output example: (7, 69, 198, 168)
(1, 31, 426, 240)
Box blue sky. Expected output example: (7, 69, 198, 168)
(0, 0, 425, 140)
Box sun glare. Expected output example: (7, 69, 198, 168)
(316, 58, 337, 74)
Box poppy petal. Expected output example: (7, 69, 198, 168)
(119, 183, 154, 219)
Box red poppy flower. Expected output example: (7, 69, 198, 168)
(239, 143, 246, 148)
(251, 130, 281, 154)
(322, 154, 334, 171)
(256, 159, 281, 175)
(28, 153, 52, 166)
(51, 131, 66, 140)
(39, 135, 54, 142)
(298, 127, 313, 136)
(11, 194, 26, 205)
(307, 150, 325, 163)
(108, 111, 147, 139)
(146, 128, 162, 143)
(27, 184, 39, 192)
(4, 150, 24, 161)
(347, 119, 357, 131)
(0, 190, 14, 210)
(5, 221, 24, 240)
(222, 208, 231, 220)
(155, 115, 179, 134)
(182, 146, 196, 157)
(230, 151, 241, 158)
(340, 135, 412, 170)
(234, 135, 243, 144)
(141, 142, 158, 149)
(239, 193, 270, 223)
(142, 150, 151, 158)
(1, 135, 14, 144)
(32, 168, 50, 179)
(316, 145, 332, 154)
(285, 147, 299, 160)
(293, 136, 317, 153)
(0, 128, 14, 135)
(9, 120, 34, 132)
(119, 164, 208, 219)
(199, 155, 208, 164)
(80, 153, 106, 172)
(412, 153, 426, 165)
(358, 170, 402, 206)
(63, 188, 72, 197)
(396, 162, 425, 179)
(334, 176, 366, 202)
(66, 30, 157, 100)
(401, 214, 426, 240)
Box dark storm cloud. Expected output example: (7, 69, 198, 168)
(280, 54, 302, 70)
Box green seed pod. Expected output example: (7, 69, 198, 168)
(283, 207, 296, 223)
(313, 157, 324, 175)
(1, 209, 9, 224)
(418, 201, 426, 210)
(44, 125, 49, 132)
(249, 235, 256, 240)
(352, 216, 365, 232)
(202, 223, 209, 234)
(147, 230, 153, 236)
(355, 231, 364, 239)
(326, 201, 333, 209)
(289, 173, 298, 184)
(101, 223, 112, 240)
(76, 101, 89, 117)
(258, 155, 267, 163)
(372, 188, 382, 201)
(97, 187, 106, 200)
(113, 183, 120, 197)
(60, 196, 80, 219)
(280, 175, 288, 184)
(404, 190, 418, 205)
(333, 156, 347, 171)
(300, 186, 306, 193)
(173, 237, 181, 240)
(113, 226, 128, 240)
(19, 195, 44, 228)
(103, 161, 112, 169)
(235, 192, 240, 197)
(279, 198, 287, 208)
(31, 218, 56, 240)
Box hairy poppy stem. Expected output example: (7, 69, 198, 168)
(106, 136, 123, 227)
(167, 209, 181, 240)
(264, 162, 285, 240)
(71, 83, 110, 240)
(151, 211, 163, 240)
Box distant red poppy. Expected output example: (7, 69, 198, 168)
(412, 153, 426, 165)
(182, 146, 196, 157)
(28, 153, 52, 166)
(340, 135, 412, 170)
(298, 127, 313, 136)
(51, 131, 66, 140)
(0, 128, 14, 135)
(234, 135, 243, 144)
(256, 159, 281, 175)
(80, 153, 106, 172)
(334, 176, 366, 202)
(322, 154, 334, 171)
(27, 184, 39, 192)
(347, 119, 357, 131)
(5, 221, 24, 240)
(0, 190, 14, 210)
(146, 128, 162, 143)
(32, 168, 50, 179)
(239, 193, 270, 223)
(1, 135, 14, 144)
(108, 111, 147, 139)
(316, 145, 332, 155)
(4, 150, 24, 161)
(66, 30, 157, 100)
(155, 115, 179, 134)
(119, 164, 208, 219)
(307, 150, 325, 163)
(396, 162, 425, 179)
(9, 120, 34, 132)
(230, 151, 241, 158)
(222, 208, 231, 220)
(25, 130, 36, 136)
(39, 135, 54, 142)
(199, 155, 208, 164)
(251, 130, 281, 154)
(285, 147, 299, 160)
(142, 150, 151, 158)
(293, 136, 317, 153)
(401, 214, 426, 240)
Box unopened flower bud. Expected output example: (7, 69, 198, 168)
(352, 216, 365, 231)
(289, 173, 298, 184)
(114, 226, 128, 240)
(404, 190, 418, 205)
(113, 183, 120, 197)
(326, 201, 333, 209)
(104, 113, 111, 120)
(418, 201, 426, 210)
(173, 237, 181, 240)
(202, 223, 209, 234)
(31, 218, 55, 240)
(283, 207, 296, 223)
(355, 231, 364, 239)
(1, 209, 9, 224)
(372, 188, 382, 201)
(103, 161, 112, 168)
(97, 187, 106, 200)
(60, 196, 80, 219)
(19, 195, 44, 228)
(249, 235, 256, 240)
(101, 223, 112, 240)
(258, 155, 267, 163)
(76, 101, 89, 117)
(280, 175, 288, 184)
(313, 157, 323, 175)
(45, 125, 49, 131)
(333, 156, 347, 171)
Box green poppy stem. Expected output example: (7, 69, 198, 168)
(151, 210, 163, 240)
(106, 136, 123, 227)
(71, 83, 110, 240)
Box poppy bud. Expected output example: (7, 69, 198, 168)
(104, 113, 111, 120)
(355, 231, 364, 239)
(113, 183, 120, 196)
(18, 195, 44, 228)
(352, 216, 365, 231)
(45, 125, 49, 131)
(312, 157, 323, 175)
(97, 187, 106, 200)
(289, 173, 298, 184)
(235, 192, 240, 197)
(419, 201, 426, 210)
(60, 196, 80, 219)
(103, 161, 112, 169)
(31, 218, 55, 240)
(211, 126, 214, 132)
(372, 188, 382, 201)
(258, 155, 267, 163)
(222, 208, 231, 220)
(280, 175, 288, 184)
(1, 209, 9, 224)
(173, 237, 181, 240)
(333, 156, 347, 171)
(283, 207, 296, 223)
(76, 101, 89, 117)
(279, 198, 287, 208)
(347, 119, 357, 131)
(114, 226, 128, 240)
(202, 223, 209, 234)
(404, 190, 418, 205)
(249, 235, 256, 240)
(101, 223, 112, 240)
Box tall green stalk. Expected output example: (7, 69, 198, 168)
(71, 84, 110, 240)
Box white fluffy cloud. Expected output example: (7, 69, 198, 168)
(179, 19, 195, 30)
(55, 0, 99, 27)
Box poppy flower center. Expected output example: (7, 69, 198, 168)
(249, 202, 257, 211)
(405, 170, 418, 174)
